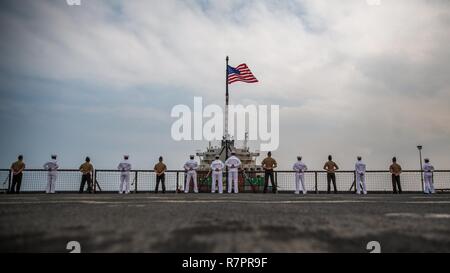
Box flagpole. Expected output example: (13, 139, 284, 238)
(225, 56, 229, 162)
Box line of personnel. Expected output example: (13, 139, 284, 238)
(7, 152, 436, 195)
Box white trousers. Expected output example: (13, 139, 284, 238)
(119, 174, 130, 194)
(424, 175, 435, 194)
(46, 174, 57, 193)
(211, 172, 223, 193)
(228, 171, 239, 193)
(356, 173, 367, 194)
(295, 173, 307, 194)
(185, 171, 198, 193)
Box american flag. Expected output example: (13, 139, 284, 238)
(227, 64, 258, 84)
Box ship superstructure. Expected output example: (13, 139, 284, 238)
(196, 133, 261, 171)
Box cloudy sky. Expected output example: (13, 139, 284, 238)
(0, 0, 449, 170)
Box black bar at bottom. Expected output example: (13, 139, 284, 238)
(5, 253, 439, 272)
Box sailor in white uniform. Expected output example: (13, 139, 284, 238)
(355, 156, 367, 195)
(423, 158, 435, 194)
(43, 154, 59, 194)
(117, 155, 132, 194)
(293, 156, 308, 194)
(184, 155, 199, 193)
(210, 155, 224, 194)
(225, 152, 241, 194)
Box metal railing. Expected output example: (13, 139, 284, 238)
(1, 168, 449, 193)
(1, 169, 82, 193)
(94, 170, 182, 193)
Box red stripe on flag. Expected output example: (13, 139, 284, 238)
(228, 63, 258, 84)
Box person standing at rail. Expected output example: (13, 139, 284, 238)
(154, 156, 167, 194)
(209, 155, 225, 194)
(117, 155, 132, 194)
(225, 151, 241, 194)
(355, 156, 367, 195)
(323, 155, 339, 194)
(184, 155, 199, 193)
(9, 155, 25, 194)
(389, 157, 402, 194)
(423, 158, 435, 194)
(262, 151, 278, 194)
(293, 156, 307, 194)
(43, 154, 59, 194)
(79, 157, 94, 193)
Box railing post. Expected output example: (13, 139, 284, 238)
(93, 169, 97, 193)
(8, 169, 12, 193)
(275, 171, 278, 193)
(176, 171, 179, 194)
(134, 171, 138, 194)
(314, 171, 318, 194)
(420, 171, 424, 193)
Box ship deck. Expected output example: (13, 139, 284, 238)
(1, 193, 450, 252)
